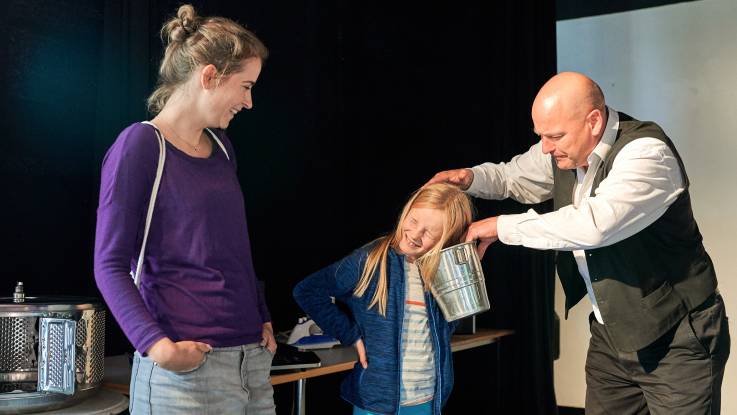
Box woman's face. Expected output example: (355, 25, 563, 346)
(398, 207, 444, 262)
(207, 57, 262, 129)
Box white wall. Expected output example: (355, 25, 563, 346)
(555, 0, 737, 411)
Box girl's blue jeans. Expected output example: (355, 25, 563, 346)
(353, 400, 432, 415)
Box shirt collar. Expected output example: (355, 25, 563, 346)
(587, 106, 619, 165)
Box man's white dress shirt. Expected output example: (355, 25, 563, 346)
(466, 108, 685, 323)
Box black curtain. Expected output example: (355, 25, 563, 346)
(1, 1, 557, 413)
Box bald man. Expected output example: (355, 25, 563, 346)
(427, 72, 729, 414)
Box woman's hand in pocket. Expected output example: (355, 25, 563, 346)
(146, 337, 212, 372)
(261, 322, 277, 354)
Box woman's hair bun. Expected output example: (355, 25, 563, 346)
(162, 4, 200, 44)
(177, 4, 199, 35)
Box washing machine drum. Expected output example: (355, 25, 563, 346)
(0, 283, 105, 414)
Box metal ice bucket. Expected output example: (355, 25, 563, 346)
(430, 242, 490, 321)
(0, 282, 106, 414)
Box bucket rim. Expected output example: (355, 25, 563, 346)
(438, 240, 477, 254)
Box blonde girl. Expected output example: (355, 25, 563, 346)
(294, 183, 473, 415)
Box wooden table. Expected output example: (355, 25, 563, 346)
(102, 328, 514, 414)
(272, 328, 514, 414)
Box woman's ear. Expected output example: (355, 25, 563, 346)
(200, 64, 219, 89)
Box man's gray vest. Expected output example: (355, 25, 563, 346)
(553, 111, 717, 352)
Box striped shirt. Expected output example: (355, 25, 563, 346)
(399, 260, 435, 406)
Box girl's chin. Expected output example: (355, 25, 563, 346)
(399, 244, 425, 258)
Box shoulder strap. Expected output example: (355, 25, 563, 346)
(131, 123, 231, 288)
(205, 128, 230, 160)
(133, 121, 166, 288)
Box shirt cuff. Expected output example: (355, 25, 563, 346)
(338, 324, 361, 347)
(465, 166, 488, 197)
(497, 213, 533, 245)
(137, 333, 167, 357)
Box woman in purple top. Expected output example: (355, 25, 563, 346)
(94, 4, 276, 414)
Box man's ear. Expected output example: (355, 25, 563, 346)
(200, 64, 219, 89)
(588, 108, 605, 136)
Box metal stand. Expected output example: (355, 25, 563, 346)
(294, 378, 306, 415)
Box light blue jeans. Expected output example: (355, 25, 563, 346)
(353, 400, 433, 415)
(129, 342, 275, 414)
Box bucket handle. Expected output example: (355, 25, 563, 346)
(454, 246, 468, 265)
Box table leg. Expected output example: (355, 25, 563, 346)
(496, 339, 502, 413)
(294, 378, 306, 415)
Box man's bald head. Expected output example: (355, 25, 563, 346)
(531, 72, 608, 170)
(532, 72, 605, 122)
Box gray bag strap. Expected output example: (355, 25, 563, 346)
(208, 129, 230, 161)
(133, 121, 166, 288)
(131, 122, 230, 288)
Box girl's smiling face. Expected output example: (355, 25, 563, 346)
(398, 207, 444, 262)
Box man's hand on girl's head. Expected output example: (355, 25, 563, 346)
(424, 168, 474, 190)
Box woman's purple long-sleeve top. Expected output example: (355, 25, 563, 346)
(94, 123, 270, 354)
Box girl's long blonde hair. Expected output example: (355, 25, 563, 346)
(353, 183, 474, 316)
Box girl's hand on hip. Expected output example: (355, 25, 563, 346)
(146, 337, 212, 372)
(354, 338, 368, 369)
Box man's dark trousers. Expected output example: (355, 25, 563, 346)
(585, 292, 730, 414)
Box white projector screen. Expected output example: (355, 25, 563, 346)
(555, 0, 737, 411)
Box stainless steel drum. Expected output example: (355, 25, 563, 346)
(430, 242, 491, 321)
(0, 282, 106, 414)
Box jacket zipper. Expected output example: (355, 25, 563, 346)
(395, 256, 406, 415)
(426, 290, 442, 415)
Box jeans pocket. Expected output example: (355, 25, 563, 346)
(262, 345, 275, 359)
(683, 313, 710, 357)
(690, 296, 730, 358)
(684, 298, 723, 357)
(170, 352, 208, 375)
(129, 354, 141, 411)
